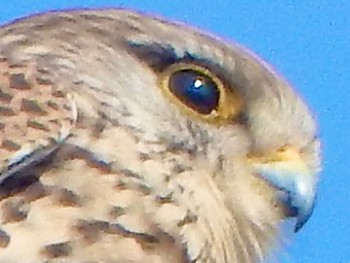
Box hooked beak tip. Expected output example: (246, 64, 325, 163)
(248, 147, 318, 232)
(293, 193, 317, 232)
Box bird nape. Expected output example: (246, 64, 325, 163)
(0, 8, 321, 263)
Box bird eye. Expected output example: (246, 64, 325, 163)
(168, 69, 219, 114)
(159, 63, 243, 123)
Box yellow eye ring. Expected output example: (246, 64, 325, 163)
(158, 62, 243, 124)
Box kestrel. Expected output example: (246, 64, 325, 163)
(0, 9, 321, 263)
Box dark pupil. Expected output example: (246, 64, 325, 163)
(169, 70, 219, 114)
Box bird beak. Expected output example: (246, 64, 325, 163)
(248, 147, 317, 232)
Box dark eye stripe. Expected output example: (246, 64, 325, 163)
(169, 70, 219, 114)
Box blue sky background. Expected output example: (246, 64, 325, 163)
(1, 1, 349, 262)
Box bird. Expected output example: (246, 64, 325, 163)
(0, 8, 321, 263)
